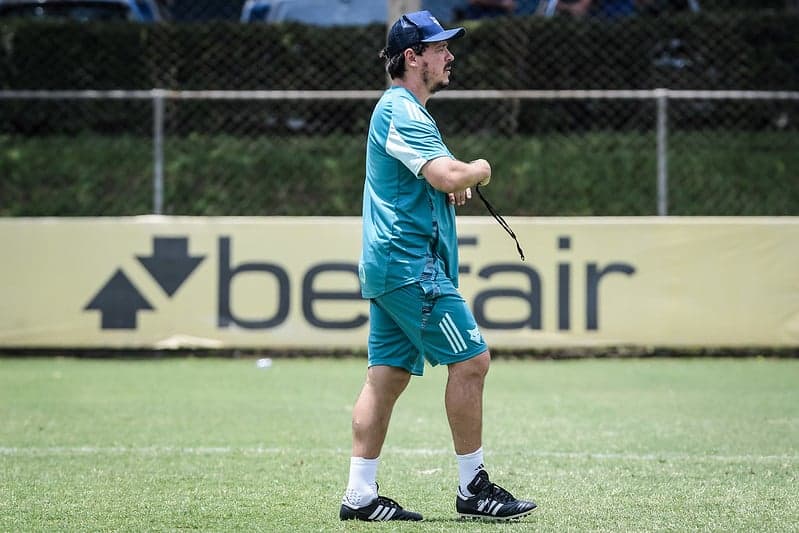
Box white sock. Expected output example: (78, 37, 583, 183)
(456, 447, 485, 497)
(343, 456, 379, 508)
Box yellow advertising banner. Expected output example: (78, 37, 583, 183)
(1, 216, 797, 349)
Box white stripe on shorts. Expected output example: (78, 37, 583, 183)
(439, 313, 467, 353)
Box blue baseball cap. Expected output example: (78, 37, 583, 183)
(386, 10, 466, 57)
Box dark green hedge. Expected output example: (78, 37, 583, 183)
(2, 131, 797, 216)
(1, 13, 797, 217)
(1, 12, 797, 137)
(1, 13, 797, 91)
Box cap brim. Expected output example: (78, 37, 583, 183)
(420, 27, 465, 44)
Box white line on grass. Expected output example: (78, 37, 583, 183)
(0, 446, 796, 464)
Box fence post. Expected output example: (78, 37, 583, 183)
(656, 88, 669, 216)
(387, 0, 421, 26)
(152, 89, 165, 215)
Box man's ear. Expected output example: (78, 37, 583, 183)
(404, 48, 417, 67)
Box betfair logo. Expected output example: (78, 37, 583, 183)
(85, 237, 204, 329)
(84, 236, 366, 332)
(84, 234, 635, 333)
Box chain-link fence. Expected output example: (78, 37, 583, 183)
(1, 1, 798, 216)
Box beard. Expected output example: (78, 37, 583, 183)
(430, 78, 450, 93)
(422, 62, 452, 94)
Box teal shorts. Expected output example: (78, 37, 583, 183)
(368, 280, 488, 376)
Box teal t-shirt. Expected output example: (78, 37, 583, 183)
(359, 86, 459, 299)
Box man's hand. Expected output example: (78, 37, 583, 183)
(448, 187, 473, 206)
(471, 159, 491, 187)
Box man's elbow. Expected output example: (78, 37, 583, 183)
(424, 161, 467, 193)
(427, 175, 465, 194)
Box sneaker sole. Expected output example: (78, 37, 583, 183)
(458, 506, 537, 521)
(340, 504, 423, 522)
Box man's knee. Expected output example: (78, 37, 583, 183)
(366, 364, 412, 398)
(450, 350, 491, 380)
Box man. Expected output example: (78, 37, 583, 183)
(339, 10, 537, 522)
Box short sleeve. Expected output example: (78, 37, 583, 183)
(385, 98, 451, 177)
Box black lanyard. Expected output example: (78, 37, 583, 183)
(475, 185, 525, 261)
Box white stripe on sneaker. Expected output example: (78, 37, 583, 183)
(367, 505, 384, 520)
(380, 506, 393, 520)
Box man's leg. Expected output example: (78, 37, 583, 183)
(341, 291, 427, 521)
(445, 351, 490, 456)
(352, 364, 411, 459)
(446, 351, 490, 495)
(341, 364, 423, 521)
(447, 351, 537, 521)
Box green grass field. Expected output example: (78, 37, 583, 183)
(1, 356, 797, 531)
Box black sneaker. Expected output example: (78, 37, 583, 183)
(456, 470, 537, 521)
(340, 494, 423, 522)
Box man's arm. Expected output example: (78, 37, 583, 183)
(421, 156, 491, 194)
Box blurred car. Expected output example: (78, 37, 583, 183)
(240, 0, 562, 26)
(240, 0, 386, 26)
(0, 0, 166, 22)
